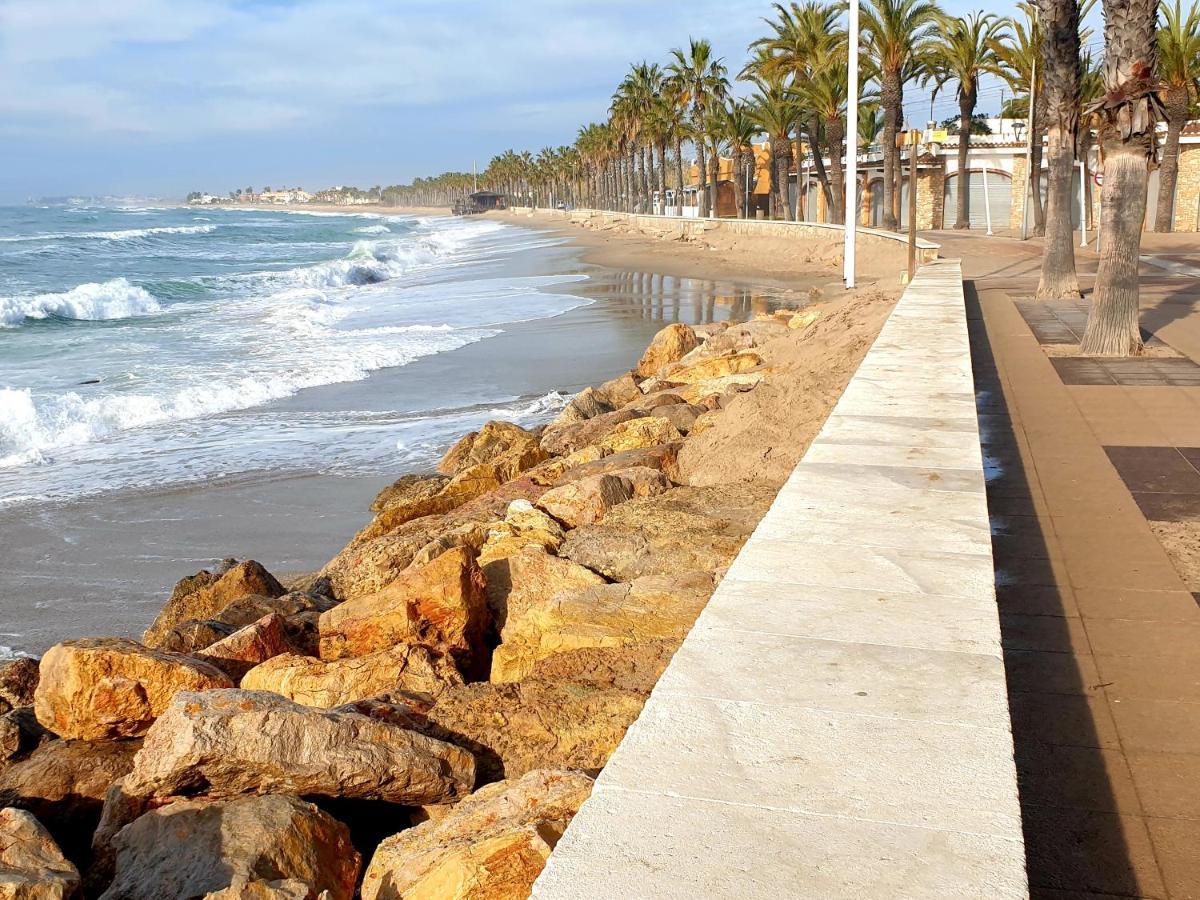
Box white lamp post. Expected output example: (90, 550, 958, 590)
(843, 0, 860, 288)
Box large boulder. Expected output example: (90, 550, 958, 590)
(594, 416, 682, 454)
(370, 473, 450, 514)
(659, 350, 763, 384)
(637, 323, 699, 377)
(549, 443, 681, 487)
(561, 482, 776, 581)
(0, 709, 51, 768)
(535, 473, 633, 528)
(0, 658, 39, 715)
(525, 640, 678, 694)
(241, 645, 462, 708)
(121, 690, 475, 804)
(480, 548, 605, 632)
(491, 572, 713, 683)
(318, 548, 489, 678)
(548, 386, 613, 429)
(212, 589, 339, 656)
(475, 501, 565, 566)
(539, 408, 643, 457)
(100, 795, 359, 900)
(152, 620, 237, 656)
(437, 421, 545, 478)
(354, 465, 506, 544)
(404, 677, 645, 784)
(360, 769, 593, 900)
(595, 371, 642, 407)
(0, 808, 79, 900)
(33, 639, 233, 740)
(0, 738, 140, 866)
(198, 614, 294, 681)
(144, 561, 286, 648)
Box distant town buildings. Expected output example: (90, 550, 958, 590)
(186, 185, 382, 206)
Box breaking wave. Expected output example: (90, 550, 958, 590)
(0, 224, 216, 243)
(0, 278, 162, 327)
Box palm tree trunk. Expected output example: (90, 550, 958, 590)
(640, 145, 651, 212)
(881, 71, 902, 231)
(674, 139, 685, 215)
(697, 141, 709, 217)
(826, 115, 846, 225)
(1154, 89, 1188, 232)
(1030, 94, 1048, 236)
(955, 89, 974, 229)
(705, 142, 715, 218)
(1036, 0, 1083, 299)
(1081, 0, 1160, 356)
(807, 119, 833, 219)
(772, 136, 791, 219)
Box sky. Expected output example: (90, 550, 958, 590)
(0, 0, 1091, 203)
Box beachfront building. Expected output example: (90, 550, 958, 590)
(683, 117, 1200, 233)
(258, 189, 313, 204)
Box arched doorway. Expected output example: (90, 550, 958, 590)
(944, 169, 1013, 230)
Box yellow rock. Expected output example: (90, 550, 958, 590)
(360, 770, 594, 900)
(788, 311, 820, 329)
(241, 645, 462, 707)
(662, 351, 763, 385)
(636, 323, 698, 377)
(595, 416, 682, 454)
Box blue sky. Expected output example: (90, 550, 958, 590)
(0, 0, 1089, 202)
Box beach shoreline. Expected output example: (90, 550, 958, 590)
(0, 221, 815, 655)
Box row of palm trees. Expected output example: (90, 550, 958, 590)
(381, 0, 1200, 356)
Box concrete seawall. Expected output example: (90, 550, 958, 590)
(532, 259, 1027, 898)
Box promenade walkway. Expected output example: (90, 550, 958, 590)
(938, 230, 1200, 898)
(534, 260, 1028, 898)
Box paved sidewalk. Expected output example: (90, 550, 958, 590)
(945, 230, 1200, 899)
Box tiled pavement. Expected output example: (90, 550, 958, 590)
(959, 235, 1200, 899)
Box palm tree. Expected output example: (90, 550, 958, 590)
(667, 39, 730, 218)
(862, 0, 943, 231)
(929, 13, 1007, 229)
(991, 4, 1048, 235)
(1081, 0, 1165, 355)
(1154, 0, 1200, 230)
(1035, 0, 1084, 299)
(748, 78, 800, 219)
(716, 101, 760, 218)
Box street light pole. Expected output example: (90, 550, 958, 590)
(843, 0, 860, 288)
(1021, 6, 1038, 240)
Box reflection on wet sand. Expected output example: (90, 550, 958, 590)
(579, 270, 784, 325)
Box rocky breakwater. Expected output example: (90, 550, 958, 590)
(0, 285, 893, 898)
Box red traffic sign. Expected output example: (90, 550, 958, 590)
(1093, 171, 1104, 186)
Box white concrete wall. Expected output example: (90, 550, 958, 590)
(533, 259, 1027, 899)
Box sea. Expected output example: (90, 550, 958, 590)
(0, 205, 583, 508)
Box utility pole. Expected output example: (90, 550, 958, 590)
(843, 0, 860, 288)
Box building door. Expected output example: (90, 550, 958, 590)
(869, 179, 884, 227)
(944, 170, 1013, 230)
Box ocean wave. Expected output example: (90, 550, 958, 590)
(0, 278, 162, 327)
(488, 390, 570, 419)
(352, 225, 390, 234)
(0, 224, 216, 243)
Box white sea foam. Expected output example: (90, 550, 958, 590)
(0, 224, 215, 243)
(352, 225, 390, 234)
(0, 278, 162, 327)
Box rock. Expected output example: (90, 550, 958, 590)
(370, 473, 450, 514)
(0, 738, 140, 866)
(354, 466, 504, 544)
(539, 408, 643, 456)
(550, 444, 681, 487)
(636, 323, 699, 377)
(101, 795, 359, 900)
(492, 573, 713, 682)
(241, 645, 462, 708)
(549, 387, 613, 429)
(535, 474, 632, 528)
(651, 402, 705, 434)
(678, 372, 765, 405)
(320, 518, 461, 602)
(406, 522, 492, 571)
(34, 639, 233, 741)
(0, 709, 50, 765)
(201, 879, 315, 899)
(153, 620, 237, 655)
(475, 502, 565, 567)
(594, 416, 682, 454)
(561, 483, 776, 581)
(438, 421, 545, 478)
(410, 678, 645, 783)
(0, 658, 39, 714)
(595, 371, 642, 406)
(213, 590, 339, 657)
(197, 614, 295, 681)
(0, 808, 79, 900)
(689, 409, 722, 435)
(526, 640, 678, 694)
(788, 310, 820, 329)
(481, 548, 605, 632)
(360, 769, 593, 900)
(318, 548, 489, 678)
(702, 318, 787, 353)
(661, 350, 763, 385)
(121, 689, 475, 804)
(144, 561, 286, 648)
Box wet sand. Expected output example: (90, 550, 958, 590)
(0, 238, 798, 655)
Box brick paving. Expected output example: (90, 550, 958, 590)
(937, 230, 1200, 899)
